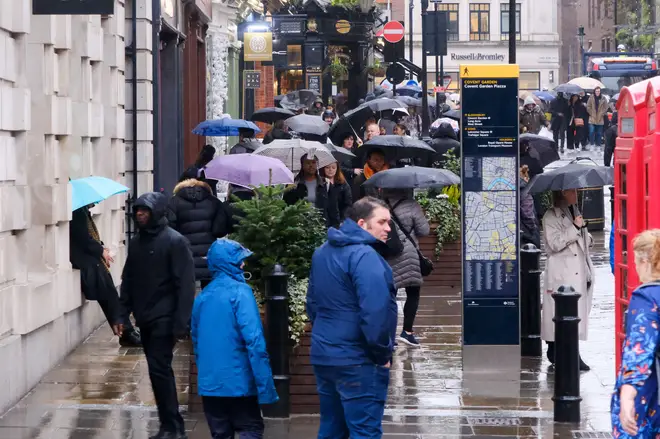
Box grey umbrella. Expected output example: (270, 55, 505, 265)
(554, 83, 584, 95)
(250, 107, 295, 124)
(362, 166, 459, 189)
(523, 162, 613, 194)
(364, 97, 408, 112)
(285, 114, 330, 136)
(359, 135, 435, 162)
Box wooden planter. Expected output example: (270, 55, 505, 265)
(418, 231, 461, 296)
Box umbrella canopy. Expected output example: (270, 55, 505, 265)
(203, 154, 294, 187)
(325, 140, 357, 158)
(359, 135, 435, 161)
(524, 162, 614, 194)
(280, 89, 320, 111)
(568, 76, 605, 92)
(362, 166, 459, 189)
(363, 97, 409, 112)
(394, 85, 422, 98)
(395, 96, 422, 107)
(252, 139, 336, 173)
(70, 176, 129, 211)
(285, 114, 330, 136)
(250, 107, 295, 124)
(611, 93, 620, 102)
(192, 118, 261, 137)
(533, 90, 557, 102)
(554, 83, 584, 95)
(432, 117, 459, 133)
(520, 133, 560, 168)
(327, 98, 407, 144)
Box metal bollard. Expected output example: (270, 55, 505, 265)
(520, 243, 542, 357)
(552, 285, 582, 423)
(262, 264, 291, 418)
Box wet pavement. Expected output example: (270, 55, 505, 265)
(0, 148, 617, 438)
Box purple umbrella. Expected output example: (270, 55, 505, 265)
(203, 154, 294, 187)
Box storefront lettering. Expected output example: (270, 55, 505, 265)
(450, 53, 505, 62)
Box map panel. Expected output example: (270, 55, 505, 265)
(465, 191, 516, 260)
(481, 157, 516, 191)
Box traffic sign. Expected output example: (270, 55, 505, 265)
(443, 75, 452, 88)
(383, 21, 405, 44)
(386, 63, 406, 84)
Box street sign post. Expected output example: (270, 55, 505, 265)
(382, 21, 405, 44)
(460, 64, 521, 379)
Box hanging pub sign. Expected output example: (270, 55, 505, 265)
(244, 32, 273, 62)
(33, 0, 115, 15)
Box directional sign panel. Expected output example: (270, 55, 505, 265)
(460, 64, 520, 346)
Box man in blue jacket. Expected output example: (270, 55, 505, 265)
(307, 196, 398, 438)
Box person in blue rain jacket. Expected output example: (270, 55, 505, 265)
(612, 229, 660, 438)
(191, 238, 278, 439)
(611, 220, 615, 274)
(307, 197, 398, 438)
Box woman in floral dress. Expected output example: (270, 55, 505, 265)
(612, 229, 660, 438)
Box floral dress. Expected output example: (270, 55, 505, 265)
(612, 283, 660, 438)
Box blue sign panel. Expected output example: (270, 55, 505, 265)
(460, 65, 520, 346)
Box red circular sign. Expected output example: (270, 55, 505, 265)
(382, 21, 405, 44)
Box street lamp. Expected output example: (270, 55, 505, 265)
(578, 26, 585, 76)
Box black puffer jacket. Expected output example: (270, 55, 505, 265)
(326, 181, 352, 228)
(120, 192, 195, 336)
(168, 179, 230, 281)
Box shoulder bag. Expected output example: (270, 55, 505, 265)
(390, 209, 434, 277)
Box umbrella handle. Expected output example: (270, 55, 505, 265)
(348, 120, 361, 144)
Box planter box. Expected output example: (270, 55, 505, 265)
(419, 232, 461, 295)
(289, 327, 319, 414)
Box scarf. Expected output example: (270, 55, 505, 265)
(86, 213, 110, 272)
(364, 163, 389, 179)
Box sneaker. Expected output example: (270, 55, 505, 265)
(398, 331, 420, 347)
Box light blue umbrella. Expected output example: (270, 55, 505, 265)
(70, 176, 129, 211)
(192, 118, 261, 137)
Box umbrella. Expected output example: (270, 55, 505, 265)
(203, 154, 294, 187)
(523, 162, 614, 194)
(363, 97, 408, 112)
(395, 96, 422, 107)
(359, 135, 435, 161)
(328, 98, 408, 144)
(520, 133, 560, 168)
(554, 83, 584, 95)
(394, 85, 422, 98)
(533, 90, 557, 102)
(70, 176, 129, 211)
(250, 107, 295, 124)
(192, 118, 261, 137)
(448, 93, 460, 102)
(285, 114, 330, 136)
(611, 93, 620, 102)
(442, 109, 461, 121)
(362, 166, 459, 189)
(252, 139, 336, 173)
(280, 89, 320, 111)
(432, 117, 459, 132)
(568, 76, 605, 92)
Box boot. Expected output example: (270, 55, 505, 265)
(546, 341, 555, 364)
(579, 355, 590, 371)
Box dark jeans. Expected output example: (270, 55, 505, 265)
(552, 126, 566, 149)
(403, 286, 421, 332)
(202, 396, 264, 439)
(567, 126, 587, 150)
(314, 364, 390, 439)
(589, 123, 604, 146)
(140, 319, 184, 433)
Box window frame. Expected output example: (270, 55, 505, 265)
(469, 3, 490, 41)
(438, 3, 460, 42)
(499, 3, 521, 41)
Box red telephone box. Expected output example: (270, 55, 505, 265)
(614, 80, 649, 371)
(645, 77, 660, 229)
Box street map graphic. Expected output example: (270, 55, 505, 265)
(464, 156, 517, 260)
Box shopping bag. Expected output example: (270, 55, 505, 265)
(538, 127, 554, 140)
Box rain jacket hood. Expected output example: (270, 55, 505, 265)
(134, 192, 168, 231)
(431, 123, 458, 140)
(327, 218, 379, 248)
(207, 238, 253, 283)
(173, 178, 213, 202)
(524, 96, 537, 109)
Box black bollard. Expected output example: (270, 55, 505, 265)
(552, 285, 582, 423)
(520, 243, 542, 357)
(262, 264, 291, 418)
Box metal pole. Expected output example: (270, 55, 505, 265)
(508, 0, 516, 63)
(409, 0, 414, 63)
(520, 244, 542, 357)
(434, 2, 439, 120)
(420, 0, 430, 137)
(262, 264, 291, 418)
(552, 285, 582, 423)
(132, 0, 138, 197)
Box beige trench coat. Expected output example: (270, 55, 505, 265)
(541, 207, 595, 342)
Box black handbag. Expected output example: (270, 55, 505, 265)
(390, 210, 434, 277)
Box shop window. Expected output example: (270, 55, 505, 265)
(287, 45, 302, 66)
(469, 4, 490, 41)
(438, 4, 459, 41)
(500, 3, 520, 41)
(519, 72, 540, 90)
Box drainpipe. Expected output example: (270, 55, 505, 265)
(152, 0, 161, 191)
(132, 0, 139, 197)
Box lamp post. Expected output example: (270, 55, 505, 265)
(409, 0, 414, 63)
(420, 0, 430, 137)
(508, 0, 516, 63)
(578, 26, 585, 76)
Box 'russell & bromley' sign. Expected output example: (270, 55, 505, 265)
(450, 53, 505, 62)
(33, 0, 114, 15)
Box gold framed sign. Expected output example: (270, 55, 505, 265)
(244, 32, 273, 62)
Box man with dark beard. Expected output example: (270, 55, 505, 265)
(118, 192, 195, 439)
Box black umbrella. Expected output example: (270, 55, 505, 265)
(250, 107, 295, 124)
(285, 114, 329, 136)
(442, 109, 461, 121)
(554, 83, 584, 95)
(359, 135, 435, 161)
(524, 162, 614, 194)
(520, 133, 560, 168)
(328, 98, 407, 144)
(362, 166, 459, 189)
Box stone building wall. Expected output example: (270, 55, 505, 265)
(0, 0, 153, 414)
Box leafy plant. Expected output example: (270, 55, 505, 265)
(325, 56, 349, 80)
(615, 0, 658, 50)
(231, 184, 327, 290)
(331, 0, 359, 7)
(365, 60, 385, 77)
(288, 276, 309, 345)
(415, 192, 460, 257)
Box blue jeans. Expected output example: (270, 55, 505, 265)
(589, 123, 604, 146)
(314, 364, 390, 439)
